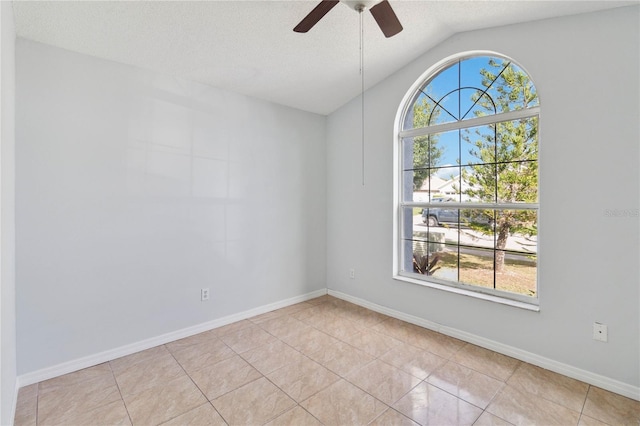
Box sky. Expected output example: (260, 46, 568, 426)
(411, 55, 538, 173)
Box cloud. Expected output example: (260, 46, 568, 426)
(434, 165, 459, 180)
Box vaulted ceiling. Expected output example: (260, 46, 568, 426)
(12, 0, 635, 115)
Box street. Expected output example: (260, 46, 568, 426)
(412, 215, 537, 257)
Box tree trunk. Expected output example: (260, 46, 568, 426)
(495, 225, 510, 272)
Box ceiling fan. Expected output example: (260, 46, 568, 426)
(294, 0, 403, 38)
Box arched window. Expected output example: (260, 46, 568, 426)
(395, 53, 539, 305)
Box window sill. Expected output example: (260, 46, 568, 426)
(393, 274, 540, 312)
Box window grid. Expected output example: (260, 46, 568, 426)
(396, 54, 539, 303)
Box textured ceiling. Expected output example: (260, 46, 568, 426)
(12, 0, 636, 115)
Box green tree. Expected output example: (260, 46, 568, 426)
(462, 60, 538, 272)
(412, 96, 442, 190)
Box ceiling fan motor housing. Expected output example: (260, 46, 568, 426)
(342, 1, 382, 12)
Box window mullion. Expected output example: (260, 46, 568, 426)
(400, 107, 539, 138)
(401, 202, 539, 210)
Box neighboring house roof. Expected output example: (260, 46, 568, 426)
(418, 175, 447, 191)
(418, 174, 470, 191)
(437, 175, 463, 193)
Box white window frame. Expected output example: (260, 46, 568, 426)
(392, 51, 540, 310)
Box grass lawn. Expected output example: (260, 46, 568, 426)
(434, 250, 537, 297)
(411, 211, 536, 297)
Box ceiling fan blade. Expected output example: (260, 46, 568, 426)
(369, 0, 403, 38)
(294, 0, 340, 33)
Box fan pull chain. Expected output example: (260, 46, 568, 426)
(359, 6, 365, 186)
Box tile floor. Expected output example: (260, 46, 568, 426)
(14, 295, 640, 425)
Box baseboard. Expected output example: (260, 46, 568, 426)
(17, 289, 327, 388)
(328, 289, 640, 401)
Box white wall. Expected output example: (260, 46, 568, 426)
(327, 6, 639, 392)
(15, 39, 326, 375)
(0, 1, 16, 424)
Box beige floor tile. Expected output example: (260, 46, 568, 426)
(312, 314, 366, 340)
(340, 306, 390, 327)
(249, 310, 287, 324)
(305, 310, 340, 322)
(306, 294, 331, 305)
(241, 339, 306, 375)
(380, 320, 427, 345)
(307, 339, 375, 377)
(14, 405, 37, 426)
(300, 379, 388, 425)
(212, 319, 254, 337)
(248, 306, 308, 325)
(281, 326, 341, 356)
(14, 384, 38, 426)
(369, 408, 420, 425)
(427, 361, 504, 409)
(291, 305, 326, 322)
(160, 402, 227, 426)
(325, 303, 360, 320)
(272, 302, 315, 316)
(212, 376, 296, 425)
(17, 408, 36, 426)
(264, 405, 323, 426)
(110, 345, 169, 374)
(189, 354, 263, 400)
(257, 315, 311, 340)
(373, 319, 452, 356)
(507, 363, 589, 412)
(37, 374, 122, 426)
(17, 383, 38, 401)
(169, 337, 236, 374)
(38, 363, 113, 395)
(582, 386, 640, 425)
(114, 351, 185, 397)
(486, 385, 581, 425)
(42, 399, 131, 426)
(393, 381, 483, 426)
(315, 299, 349, 313)
(219, 323, 278, 353)
(165, 330, 218, 352)
(453, 344, 520, 381)
(325, 304, 358, 320)
(340, 329, 402, 358)
(327, 296, 356, 307)
(316, 296, 349, 308)
(122, 374, 206, 425)
(372, 317, 415, 341)
(405, 328, 466, 357)
(473, 411, 514, 425)
(337, 302, 369, 318)
(578, 414, 609, 426)
(380, 343, 447, 380)
(267, 356, 340, 402)
(346, 359, 421, 405)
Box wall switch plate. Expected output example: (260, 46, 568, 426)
(593, 322, 607, 342)
(201, 288, 210, 301)
(349, 269, 355, 279)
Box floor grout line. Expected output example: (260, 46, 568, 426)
(107, 360, 134, 426)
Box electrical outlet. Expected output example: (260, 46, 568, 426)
(201, 288, 210, 301)
(349, 268, 355, 279)
(593, 322, 607, 342)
